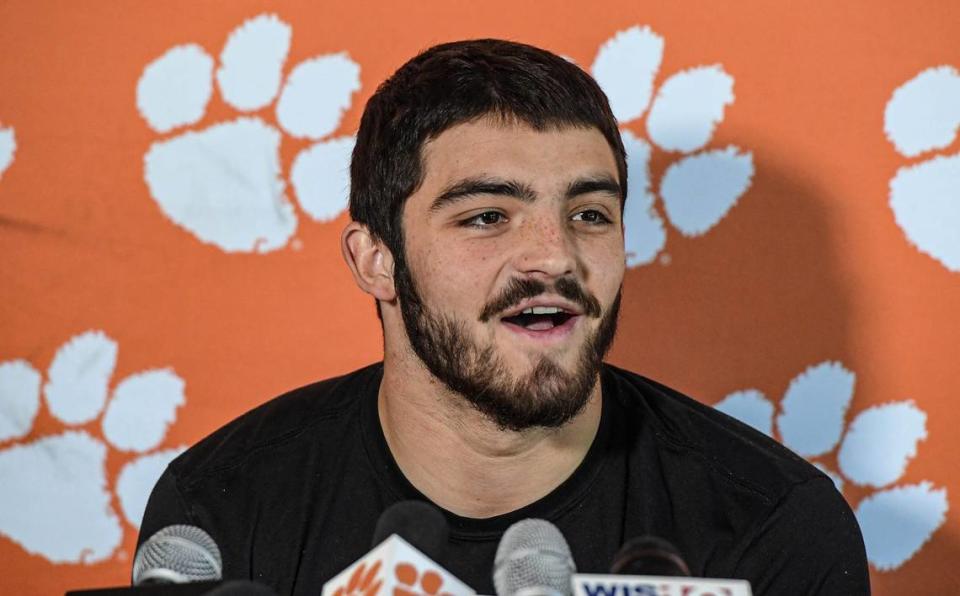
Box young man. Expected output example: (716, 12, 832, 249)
(139, 40, 869, 594)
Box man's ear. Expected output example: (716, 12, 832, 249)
(341, 222, 397, 302)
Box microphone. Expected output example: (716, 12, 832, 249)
(371, 500, 450, 556)
(571, 535, 753, 596)
(68, 580, 277, 595)
(609, 536, 690, 577)
(68, 525, 275, 595)
(321, 501, 474, 596)
(493, 519, 576, 596)
(204, 580, 278, 595)
(132, 525, 223, 585)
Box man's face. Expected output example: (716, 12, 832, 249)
(395, 117, 626, 431)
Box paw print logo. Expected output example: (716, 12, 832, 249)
(590, 26, 755, 267)
(393, 562, 452, 596)
(715, 361, 949, 571)
(0, 331, 186, 564)
(884, 66, 960, 272)
(0, 122, 15, 181)
(136, 13, 360, 253)
(333, 560, 384, 596)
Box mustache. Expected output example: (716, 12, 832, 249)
(478, 277, 602, 322)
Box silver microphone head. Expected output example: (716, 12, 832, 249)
(132, 524, 223, 586)
(493, 519, 576, 596)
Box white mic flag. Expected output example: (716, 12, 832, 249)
(321, 534, 475, 596)
(572, 573, 752, 596)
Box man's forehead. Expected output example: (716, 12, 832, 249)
(417, 117, 620, 190)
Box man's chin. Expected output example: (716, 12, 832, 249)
(499, 352, 586, 386)
(461, 354, 599, 431)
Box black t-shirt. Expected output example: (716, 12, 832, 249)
(139, 363, 869, 595)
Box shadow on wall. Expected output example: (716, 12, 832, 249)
(609, 143, 957, 589)
(612, 143, 852, 399)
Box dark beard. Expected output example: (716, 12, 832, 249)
(394, 262, 621, 431)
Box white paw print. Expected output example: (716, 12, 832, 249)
(0, 122, 16, 181)
(590, 26, 755, 267)
(0, 331, 186, 564)
(136, 13, 360, 253)
(715, 361, 949, 571)
(884, 65, 960, 272)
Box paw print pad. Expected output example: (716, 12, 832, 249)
(591, 26, 755, 267)
(0, 122, 15, 181)
(0, 331, 186, 564)
(136, 13, 360, 253)
(394, 562, 452, 596)
(884, 65, 960, 272)
(715, 361, 949, 570)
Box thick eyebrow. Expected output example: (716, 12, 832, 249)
(430, 176, 537, 212)
(565, 175, 623, 201)
(430, 173, 622, 213)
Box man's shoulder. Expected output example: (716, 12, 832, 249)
(603, 365, 868, 589)
(167, 362, 383, 486)
(603, 364, 825, 503)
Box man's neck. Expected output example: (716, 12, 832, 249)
(377, 351, 603, 519)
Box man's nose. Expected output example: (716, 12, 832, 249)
(512, 214, 579, 279)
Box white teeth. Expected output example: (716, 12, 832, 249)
(522, 306, 563, 315)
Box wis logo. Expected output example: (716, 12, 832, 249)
(574, 575, 751, 596)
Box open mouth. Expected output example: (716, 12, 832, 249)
(501, 306, 576, 331)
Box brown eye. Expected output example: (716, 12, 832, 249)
(462, 211, 507, 227)
(572, 210, 610, 224)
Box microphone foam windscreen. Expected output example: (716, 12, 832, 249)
(610, 535, 690, 577)
(493, 519, 576, 596)
(204, 580, 279, 595)
(371, 500, 450, 558)
(132, 524, 223, 586)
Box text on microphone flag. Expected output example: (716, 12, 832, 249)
(572, 574, 752, 596)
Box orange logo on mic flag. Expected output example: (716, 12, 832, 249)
(394, 561, 453, 596)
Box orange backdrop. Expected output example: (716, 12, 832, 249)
(1, 1, 958, 594)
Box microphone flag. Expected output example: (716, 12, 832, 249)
(321, 534, 475, 596)
(571, 574, 752, 596)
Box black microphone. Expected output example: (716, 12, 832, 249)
(321, 501, 472, 596)
(371, 500, 449, 557)
(203, 580, 278, 595)
(609, 535, 691, 577)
